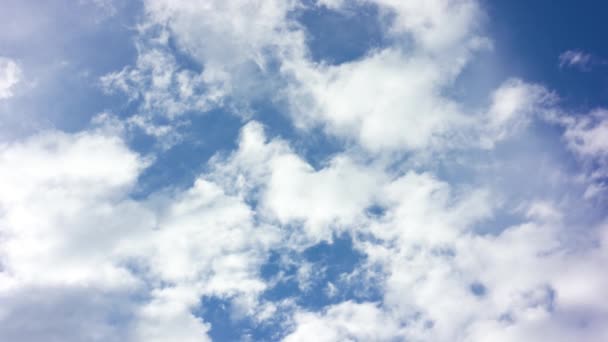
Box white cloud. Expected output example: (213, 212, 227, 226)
(0, 128, 152, 341)
(348, 171, 493, 341)
(370, 0, 483, 53)
(4, 1, 608, 341)
(0, 129, 149, 289)
(457, 219, 608, 342)
(284, 49, 472, 152)
(315, 0, 345, 10)
(284, 301, 406, 341)
(0, 57, 21, 99)
(201, 117, 608, 341)
(555, 108, 608, 198)
(103, 0, 305, 119)
(350, 191, 608, 341)
(144, 0, 301, 69)
(281, 0, 491, 153)
(105, 0, 495, 155)
(559, 50, 594, 70)
(208, 121, 387, 243)
(2, 115, 607, 341)
(0, 125, 279, 341)
(133, 286, 212, 342)
(481, 78, 554, 147)
(203, 120, 603, 341)
(562, 109, 608, 158)
(262, 154, 383, 240)
(131, 178, 279, 297)
(101, 47, 219, 118)
(124, 174, 281, 339)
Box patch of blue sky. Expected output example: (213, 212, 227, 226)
(243, 97, 346, 170)
(469, 281, 487, 297)
(0, 1, 140, 137)
(198, 295, 294, 342)
(131, 109, 244, 198)
(296, 1, 390, 65)
(260, 234, 380, 309)
(196, 234, 381, 340)
(485, 0, 608, 109)
(450, 0, 608, 137)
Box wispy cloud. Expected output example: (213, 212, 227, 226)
(559, 49, 602, 71)
(0, 57, 21, 99)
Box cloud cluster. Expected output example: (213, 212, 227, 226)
(0, 126, 279, 341)
(2, 0, 608, 341)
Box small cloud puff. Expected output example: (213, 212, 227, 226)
(559, 49, 601, 71)
(0, 57, 21, 99)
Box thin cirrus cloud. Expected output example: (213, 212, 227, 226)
(559, 49, 606, 71)
(0, 1, 607, 341)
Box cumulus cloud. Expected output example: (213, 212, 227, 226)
(104, 0, 495, 154)
(372, 0, 483, 52)
(102, 0, 529, 155)
(208, 121, 384, 243)
(0, 125, 278, 341)
(284, 48, 471, 152)
(284, 301, 406, 341)
(2, 118, 607, 341)
(205, 121, 608, 340)
(282, 0, 491, 153)
(132, 286, 212, 342)
(0, 130, 148, 289)
(102, 0, 305, 120)
(3, 0, 608, 341)
(144, 0, 302, 70)
(481, 78, 555, 147)
(0, 128, 149, 341)
(285, 199, 608, 341)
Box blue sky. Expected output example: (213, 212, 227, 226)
(0, 1, 608, 341)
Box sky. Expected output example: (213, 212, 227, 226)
(0, 1, 607, 341)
